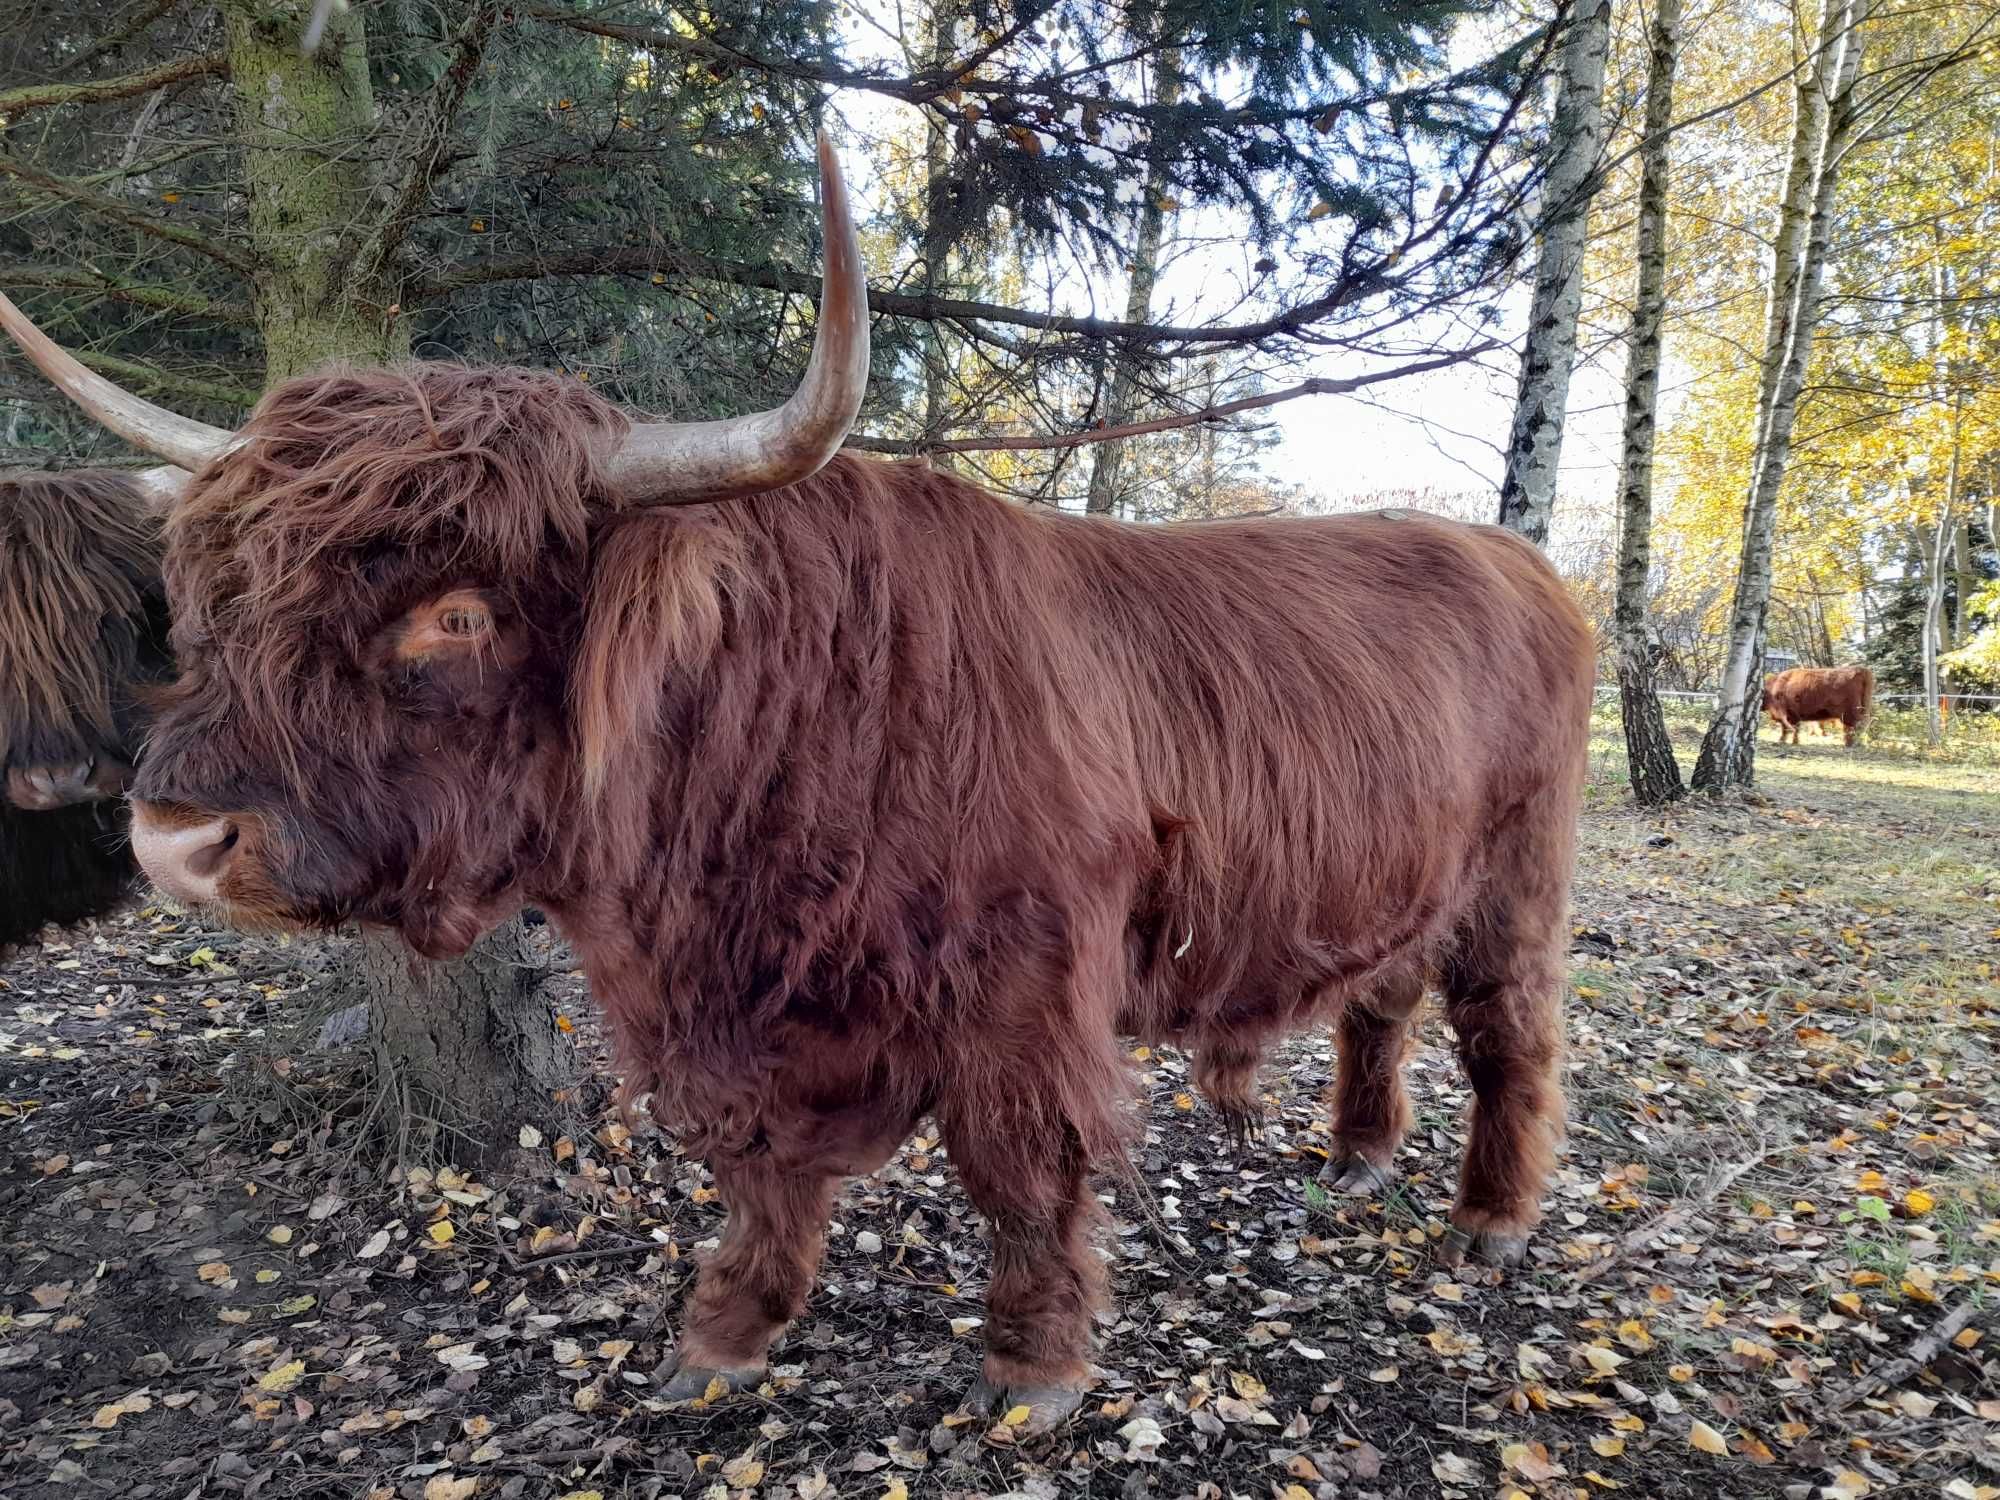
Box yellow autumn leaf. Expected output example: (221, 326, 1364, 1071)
(1228, 1370, 1267, 1401)
(1689, 1420, 1728, 1455)
(1002, 1403, 1032, 1426)
(197, 1261, 231, 1284)
(267, 1225, 293, 1245)
(424, 1478, 477, 1500)
(259, 1359, 306, 1393)
(1616, 1319, 1653, 1351)
(428, 1220, 456, 1245)
(881, 1480, 910, 1500)
(1592, 1436, 1625, 1458)
(721, 1455, 765, 1487)
(703, 1376, 730, 1403)
(1904, 1188, 1935, 1215)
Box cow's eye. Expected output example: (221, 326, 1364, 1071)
(391, 588, 512, 665)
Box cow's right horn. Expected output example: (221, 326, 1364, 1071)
(0, 290, 239, 474)
(602, 129, 871, 507)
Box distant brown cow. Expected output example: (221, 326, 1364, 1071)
(1, 469, 174, 951)
(0, 139, 1594, 1430)
(1762, 666, 1874, 746)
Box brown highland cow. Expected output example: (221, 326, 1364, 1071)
(0, 138, 1593, 1428)
(1, 468, 175, 950)
(1761, 665, 1874, 746)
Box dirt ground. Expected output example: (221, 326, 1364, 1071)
(2, 714, 1995, 1500)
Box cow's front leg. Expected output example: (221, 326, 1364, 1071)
(661, 1159, 838, 1401)
(942, 1109, 1101, 1435)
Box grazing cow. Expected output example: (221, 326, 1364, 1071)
(1762, 666, 1874, 746)
(0, 138, 1593, 1428)
(1, 469, 174, 951)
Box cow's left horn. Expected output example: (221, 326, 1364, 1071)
(604, 130, 871, 506)
(0, 290, 239, 473)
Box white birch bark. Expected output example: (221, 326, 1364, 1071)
(1495, 0, 1614, 547)
(1692, 0, 1865, 791)
(1615, 0, 1685, 804)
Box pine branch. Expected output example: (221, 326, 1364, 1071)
(847, 346, 1498, 455)
(0, 264, 254, 325)
(55, 0, 187, 78)
(0, 53, 227, 122)
(417, 245, 1400, 351)
(0, 155, 256, 275)
(74, 351, 257, 408)
(358, 3, 502, 290)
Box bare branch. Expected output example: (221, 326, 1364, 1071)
(848, 345, 1499, 455)
(418, 245, 1399, 352)
(0, 264, 254, 325)
(55, 0, 186, 78)
(0, 155, 256, 275)
(358, 3, 501, 289)
(0, 53, 227, 122)
(74, 351, 257, 408)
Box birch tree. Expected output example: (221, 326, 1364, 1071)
(1691, 0, 1865, 792)
(1497, 0, 1614, 547)
(1613, 0, 1685, 805)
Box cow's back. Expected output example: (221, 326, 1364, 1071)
(1042, 506, 1595, 1029)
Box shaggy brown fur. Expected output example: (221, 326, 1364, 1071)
(1762, 666, 1874, 746)
(128, 365, 1594, 1418)
(1, 470, 169, 951)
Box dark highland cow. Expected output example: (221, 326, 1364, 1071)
(0, 139, 1594, 1427)
(1762, 665, 1874, 746)
(1, 468, 173, 951)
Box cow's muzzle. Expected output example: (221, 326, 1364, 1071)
(130, 800, 242, 907)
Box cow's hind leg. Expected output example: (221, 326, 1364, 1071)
(661, 1159, 839, 1400)
(1437, 816, 1569, 1270)
(1320, 966, 1424, 1195)
(1192, 1032, 1266, 1148)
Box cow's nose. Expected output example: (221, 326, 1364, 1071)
(130, 801, 240, 906)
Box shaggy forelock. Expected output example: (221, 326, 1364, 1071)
(160, 364, 629, 788)
(169, 363, 628, 638)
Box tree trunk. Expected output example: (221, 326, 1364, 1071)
(1496, 0, 1613, 548)
(222, 1, 408, 378)
(362, 923, 572, 1163)
(1086, 48, 1183, 517)
(919, 0, 962, 463)
(1614, 0, 1685, 807)
(1692, 0, 1864, 793)
(1950, 517, 1973, 647)
(225, 0, 573, 1162)
(1923, 394, 1962, 742)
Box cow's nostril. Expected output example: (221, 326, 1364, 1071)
(186, 822, 240, 879)
(129, 802, 242, 905)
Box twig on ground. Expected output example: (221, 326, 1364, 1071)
(1575, 1141, 1774, 1283)
(1827, 1299, 1981, 1413)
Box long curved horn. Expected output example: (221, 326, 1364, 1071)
(604, 130, 871, 506)
(0, 290, 238, 472)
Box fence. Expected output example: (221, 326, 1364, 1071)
(1591, 686, 2000, 708)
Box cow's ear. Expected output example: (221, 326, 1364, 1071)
(391, 589, 523, 668)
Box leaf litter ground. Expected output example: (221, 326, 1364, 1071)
(1, 712, 1995, 1500)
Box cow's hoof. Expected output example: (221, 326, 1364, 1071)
(1438, 1225, 1530, 1269)
(657, 1359, 765, 1403)
(1317, 1152, 1393, 1196)
(963, 1376, 1086, 1435)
